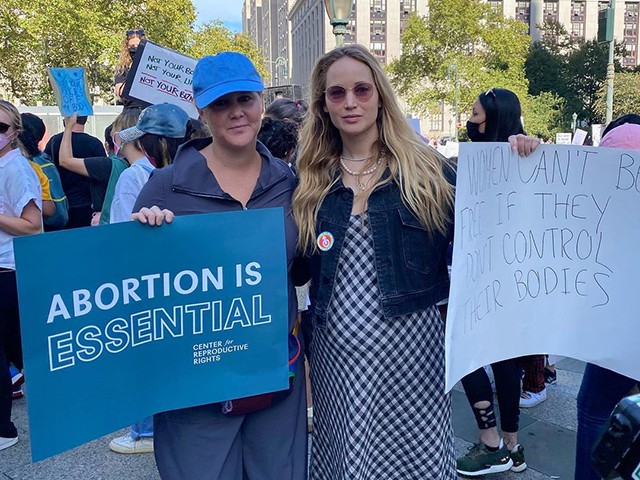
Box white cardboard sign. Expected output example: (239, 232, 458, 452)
(445, 142, 640, 391)
(124, 41, 198, 118)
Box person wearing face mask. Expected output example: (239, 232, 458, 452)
(457, 88, 545, 476)
(0, 100, 43, 452)
(114, 29, 149, 111)
(109, 103, 191, 226)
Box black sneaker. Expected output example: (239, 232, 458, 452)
(510, 444, 527, 472)
(456, 442, 514, 476)
(544, 367, 557, 385)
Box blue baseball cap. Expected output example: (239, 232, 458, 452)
(118, 103, 190, 143)
(193, 52, 263, 109)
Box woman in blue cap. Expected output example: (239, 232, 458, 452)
(132, 52, 307, 479)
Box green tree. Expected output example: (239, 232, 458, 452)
(388, 0, 563, 139)
(0, 0, 196, 104)
(187, 21, 269, 80)
(389, 0, 530, 116)
(564, 40, 624, 124)
(594, 72, 640, 119)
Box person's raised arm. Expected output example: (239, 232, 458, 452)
(0, 200, 42, 235)
(59, 114, 90, 176)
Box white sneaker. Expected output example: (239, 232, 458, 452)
(108, 433, 154, 454)
(0, 436, 18, 451)
(520, 388, 547, 408)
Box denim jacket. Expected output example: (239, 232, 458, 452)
(307, 165, 455, 329)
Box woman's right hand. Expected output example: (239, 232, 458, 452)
(131, 206, 175, 226)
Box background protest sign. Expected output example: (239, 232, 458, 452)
(446, 143, 640, 391)
(47, 67, 93, 117)
(14, 209, 289, 461)
(122, 40, 198, 118)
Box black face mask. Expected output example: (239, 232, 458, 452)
(466, 121, 487, 142)
(128, 46, 138, 61)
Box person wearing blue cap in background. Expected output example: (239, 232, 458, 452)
(131, 52, 307, 479)
(110, 103, 191, 224)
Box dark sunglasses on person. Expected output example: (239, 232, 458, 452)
(126, 29, 145, 37)
(0, 122, 10, 134)
(324, 82, 374, 104)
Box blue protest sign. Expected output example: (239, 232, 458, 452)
(47, 67, 94, 116)
(13, 209, 289, 461)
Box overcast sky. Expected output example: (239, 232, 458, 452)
(193, 1, 244, 31)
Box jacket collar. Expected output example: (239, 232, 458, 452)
(171, 138, 290, 197)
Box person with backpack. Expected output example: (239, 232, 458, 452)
(19, 113, 68, 231)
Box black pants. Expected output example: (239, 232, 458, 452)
(0, 269, 20, 438)
(461, 358, 521, 433)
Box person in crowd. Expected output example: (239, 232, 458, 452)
(19, 113, 68, 230)
(58, 110, 140, 226)
(292, 43, 457, 479)
(0, 100, 42, 451)
(265, 97, 308, 125)
(114, 29, 149, 111)
(455, 87, 531, 476)
(574, 115, 640, 480)
(44, 115, 105, 228)
(257, 117, 299, 164)
(131, 51, 307, 479)
(520, 355, 548, 408)
(109, 103, 191, 225)
(107, 102, 191, 455)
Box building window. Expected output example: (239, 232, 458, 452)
(516, 1, 530, 22)
(371, 0, 386, 18)
(488, 1, 503, 13)
(571, 0, 586, 19)
(544, 0, 559, 20)
(571, 21, 584, 38)
(429, 104, 444, 131)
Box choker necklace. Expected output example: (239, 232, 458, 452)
(340, 153, 373, 163)
(340, 158, 382, 190)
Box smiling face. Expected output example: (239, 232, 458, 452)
(322, 56, 380, 142)
(199, 91, 264, 150)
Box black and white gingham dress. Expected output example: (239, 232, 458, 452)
(309, 214, 456, 480)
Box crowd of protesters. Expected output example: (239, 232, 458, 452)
(0, 29, 637, 480)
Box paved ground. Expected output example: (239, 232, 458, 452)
(0, 358, 584, 479)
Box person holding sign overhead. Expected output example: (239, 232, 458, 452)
(114, 29, 148, 111)
(131, 52, 307, 479)
(0, 100, 43, 451)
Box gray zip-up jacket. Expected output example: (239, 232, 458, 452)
(133, 137, 299, 331)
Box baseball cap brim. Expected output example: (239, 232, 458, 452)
(117, 125, 145, 143)
(195, 79, 264, 109)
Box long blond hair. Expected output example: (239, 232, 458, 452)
(115, 31, 146, 76)
(293, 44, 454, 254)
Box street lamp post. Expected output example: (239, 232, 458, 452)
(324, 0, 355, 47)
(605, 0, 616, 123)
(266, 57, 289, 85)
(448, 64, 459, 142)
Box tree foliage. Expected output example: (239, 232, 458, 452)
(0, 2, 269, 105)
(525, 20, 627, 127)
(594, 72, 640, 119)
(187, 21, 269, 80)
(388, 0, 563, 139)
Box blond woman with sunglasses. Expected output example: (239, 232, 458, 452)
(293, 44, 457, 479)
(0, 100, 43, 452)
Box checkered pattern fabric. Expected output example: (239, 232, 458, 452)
(309, 215, 456, 480)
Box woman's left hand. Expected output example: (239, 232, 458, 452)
(508, 134, 541, 157)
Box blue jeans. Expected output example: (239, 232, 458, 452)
(575, 363, 638, 480)
(130, 416, 153, 439)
